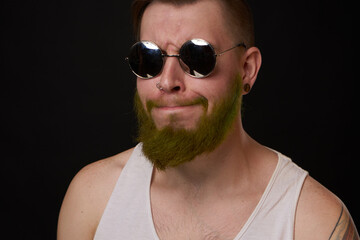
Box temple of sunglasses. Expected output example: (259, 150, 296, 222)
(125, 39, 246, 79)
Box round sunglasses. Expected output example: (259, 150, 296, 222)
(125, 39, 246, 79)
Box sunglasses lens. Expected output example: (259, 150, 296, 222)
(127, 41, 163, 79)
(179, 39, 216, 78)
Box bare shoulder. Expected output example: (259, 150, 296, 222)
(57, 147, 135, 240)
(295, 176, 359, 240)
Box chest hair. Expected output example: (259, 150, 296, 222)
(151, 198, 255, 240)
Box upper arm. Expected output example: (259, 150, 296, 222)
(295, 176, 359, 240)
(57, 149, 133, 240)
(57, 160, 114, 240)
(57, 166, 98, 240)
(329, 204, 359, 240)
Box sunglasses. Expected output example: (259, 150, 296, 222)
(125, 39, 246, 79)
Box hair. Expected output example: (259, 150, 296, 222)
(131, 0, 255, 47)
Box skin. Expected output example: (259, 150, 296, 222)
(57, 0, 359, 239)
(135, 75, 243, 170)
(329, 206, 359, 240)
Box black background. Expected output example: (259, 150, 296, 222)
(1, 0, 356, 239)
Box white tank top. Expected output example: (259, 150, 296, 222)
(94, 143, 308, 240)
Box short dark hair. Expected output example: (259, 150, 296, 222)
(131, 0, 255, 47)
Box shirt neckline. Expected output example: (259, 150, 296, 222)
(144, 148, 283, 240)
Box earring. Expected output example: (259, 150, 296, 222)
(243, 83, 251, 93)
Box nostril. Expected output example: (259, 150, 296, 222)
(172, 86, 181, 92)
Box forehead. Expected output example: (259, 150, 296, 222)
(140, 0, 232, 48)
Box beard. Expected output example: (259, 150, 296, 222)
(134, 75, 243, 170)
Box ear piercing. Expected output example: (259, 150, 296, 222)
(244, 83, 251, 93)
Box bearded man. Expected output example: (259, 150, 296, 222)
(58, 0, 358, 239)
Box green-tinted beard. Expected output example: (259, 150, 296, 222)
(134, 76, 243, 170)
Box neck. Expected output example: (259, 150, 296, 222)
(151, 117, 267, 197)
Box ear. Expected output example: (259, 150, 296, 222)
(241, 47, 262, 95)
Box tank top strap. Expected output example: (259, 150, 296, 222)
(94, 143, 158, 239)
(236, 151, 308, 239)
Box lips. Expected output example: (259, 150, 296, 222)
(146, 96, 208, 113)
(154, 105, 196, 113)
(155, 103, 197, 109)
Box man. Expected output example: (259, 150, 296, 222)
(57, 0, 358, 239)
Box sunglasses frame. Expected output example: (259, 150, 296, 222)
(125, 38, 246, 79)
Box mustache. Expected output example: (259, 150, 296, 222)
(146, 96, 208, 113)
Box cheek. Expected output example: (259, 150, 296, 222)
(136, 78, 158, 111)
(193, 77, 236, 114)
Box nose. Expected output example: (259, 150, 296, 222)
(158, 56, 186, 93)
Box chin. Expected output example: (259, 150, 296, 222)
(154, 117, 202, 131)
